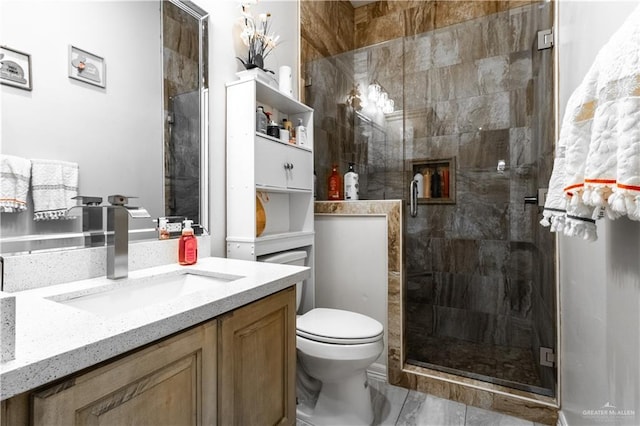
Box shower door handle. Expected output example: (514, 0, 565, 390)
(410, 179, 418, 217)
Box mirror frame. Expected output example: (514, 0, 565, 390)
(163, 0, 210, 234)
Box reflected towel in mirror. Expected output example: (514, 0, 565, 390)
(31, 159, 79, 221)
(0, 154, 31, 213)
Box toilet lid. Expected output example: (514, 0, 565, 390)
(296, 308, 384, 344)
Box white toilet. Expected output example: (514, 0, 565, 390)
(260, 250, 384, 426)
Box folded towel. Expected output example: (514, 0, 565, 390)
(541, 3, 640, 241)
(0, 154, 31, 213)
(31, 159, 79, 221)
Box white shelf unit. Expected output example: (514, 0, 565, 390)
(226, 77, 315, 312)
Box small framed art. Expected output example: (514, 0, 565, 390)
(0, 46, 32, 91)
(68, 45, 106, 88)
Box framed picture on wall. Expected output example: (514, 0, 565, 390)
(68, 45, 106, 88)
(0, 46, 32, 91)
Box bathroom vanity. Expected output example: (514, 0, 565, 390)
(0, 256, 305, 426)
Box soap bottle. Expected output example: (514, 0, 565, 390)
(327, 164, 342, 200)
(256, 106, 267, 134)
(179, 219, 198, 265)
(431, 168, 441, 198)
(423, 168, 432, 199)
(344, 162, 359, 200)
(296, 118, 308, 147)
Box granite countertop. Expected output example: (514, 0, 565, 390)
(0, 256, 309, 401)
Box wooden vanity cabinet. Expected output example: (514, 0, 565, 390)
(218, 286, 296, 426)
(31, 321, 217, 426)
(1, 288, 296, 426)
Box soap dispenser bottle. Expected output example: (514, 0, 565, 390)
(344, 162, 359, 200)
(179, 219, 198, 265)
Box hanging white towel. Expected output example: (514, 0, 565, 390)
(541, 3, 640, 241)
(0, 154, 31, 213)
(31, 159, 79, 221)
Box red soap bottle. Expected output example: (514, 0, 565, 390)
(179, 219, 198, 265)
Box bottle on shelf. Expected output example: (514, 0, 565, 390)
(296, 118, 308, 147)
(266, 112, 280, 138)
(423, 168, 431, 199)
(328, 164, 342, 200)
(431, 168, 441, 198)
(256, 106, 267, 134)
(442, 167, 450, 198)
(282, 119, 294, 144)
(344, 163, 360, 200)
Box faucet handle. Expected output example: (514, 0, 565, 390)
(107, 195, 137, 206)
(72, 195, 103, 206)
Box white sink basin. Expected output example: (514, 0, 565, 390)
(50, 271, 242, 317)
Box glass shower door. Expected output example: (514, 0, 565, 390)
(403, 1, 556, 396)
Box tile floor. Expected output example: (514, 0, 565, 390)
(297, 375, 549, 426)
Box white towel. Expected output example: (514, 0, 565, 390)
(541, 4, 640, 241)
(31, 159, 79, 221)
(0, 154, 31, 213)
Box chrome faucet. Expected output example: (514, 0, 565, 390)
(70, 195, 105, 247)
(66, 195, 151, 279)
(106, 195, 151, 279)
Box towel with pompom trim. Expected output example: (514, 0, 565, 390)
(0, 154, 31, 213)
(541, 3, 640, 241)
(31, 159, 79, 221)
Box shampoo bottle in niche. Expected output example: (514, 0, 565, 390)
(179, 219, 198, 265)
(344, 162, 359, 200)
(328, 164, 342, 200)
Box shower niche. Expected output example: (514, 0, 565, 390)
(411, 158, 456, 204)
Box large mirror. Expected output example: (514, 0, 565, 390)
(0, 0, 209, 254)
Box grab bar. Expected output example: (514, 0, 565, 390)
(410, 179, 418, 217)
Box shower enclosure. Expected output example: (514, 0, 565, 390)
(305, 1, 556, 397)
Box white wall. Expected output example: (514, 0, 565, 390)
(203, 0, 300, 256)
(314, 215, 388, 370)
(0, 1, 163, 234)
(558, 2, 640, 424)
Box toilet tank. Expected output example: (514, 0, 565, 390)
(259, 250, 307, 311)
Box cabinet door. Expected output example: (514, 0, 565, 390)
(218, 287, 296, 426)
(286, 148, 312, 190)
(31, 321, 217, 426)
(255, 136, 288, 189)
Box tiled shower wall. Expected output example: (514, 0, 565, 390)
(303, 0, 556, 394)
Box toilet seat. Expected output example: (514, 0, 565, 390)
(296, 308, 383, 344)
